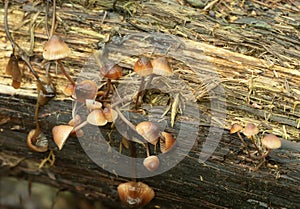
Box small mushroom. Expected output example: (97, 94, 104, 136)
(160, 131, 176, 153)
(242, 123, 259, 138)
(6, 54, 22, 89)
(99, 62, 122, 98)
(27, 129, 48, 152)
(103, 104, 118, 122)
(52, 125, 74, 150)
(261, 134, 281, 157)
(74, 80, 98, 103)
(143, 155, 160, 172)
(118, 181, 155, 208)
(136, 121, 160, 145)
(151, 57, 173, 76)
(134, 57, 153, 109)
(86, 109, 107, 126)
(43, 34, 75, 86)
(43, 35, 71, 60)
(230, 123, 243, 134)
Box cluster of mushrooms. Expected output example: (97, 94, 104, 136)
(4, 1, 177, 207)
(230, 123, 281, 171)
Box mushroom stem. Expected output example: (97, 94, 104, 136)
(57, 60, 75, 86)
(135, 76, 145, 109)
(237, 132, 251, 157)
(31, 102, 41, 143)
(50, 0, 56, 37)
(145, 143, 150, 157)
(250, 136, 263, 156)
(103, 79, 111, 99)
(73, 120, 88, 132)
(44, 0, 50, 38)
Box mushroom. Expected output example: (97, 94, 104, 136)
(43, 34, 75, 87)
(134, 57, 153, 109)
(261, 134, 281, 157)
(27, 129, 48, 152)
(6, 54, 22, 89)
(118, 181, 155, 208)
(242, 123, 259, 138)
(103, 104, 118, 122)
(151, 57, 173, 76)
(136, 121, 160, 145)
(52, 125, 74, 150)
(73, 80, 98, 103)
(143, 155, 160, 172)
(99, 62, 122, 99)
(229, 123, 249, 151)
(160, 131, 176, 153)
(86, 109, 108, 126)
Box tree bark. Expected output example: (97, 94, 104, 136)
(0, 1, 299, 209)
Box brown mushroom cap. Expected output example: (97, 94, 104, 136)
(118, 181, 155, 208)
(160, 131, 176, 153)
(261, 134, 281, 149)
(103, 105, 118, 122)
(151, 57, 173, 76)
(100, 62, 122, 80)
(74, 80, 98, 103)
(136, 121, 160, 145)
(52, 125, 74, 150)
(242, 123, 259, 138)
(27, 129, 48, 152)
(230, 123, 243, 134)
(143, 155, 160, 172)
(43, 35, 71, 60)
(87, 109, 108, 126)
(6, 54, 22, 89)
(134, 57, 153, 77)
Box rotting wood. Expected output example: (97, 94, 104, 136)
(0, 0, 299, 209)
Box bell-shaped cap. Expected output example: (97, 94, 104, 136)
(87, 109, 107, 126)
(143, 155, 160, 172)
(6, 54, 22, 89)
(136, 121, 160, 145)
(261, 134, 281, 149)
(118, 181, 155, 208)
(100, 62, 122, 80)
(52, 125, 74, 150)
(160, 131, 176, 153)
(103, 105, 118, 122)
(242, 123, 259, 138)
(151, 57, 173, 76)
(74, 80, 98, 103)
(230, 123, 243, 134)
(27, 129, 48, 152)
(134, 57, 153, 77)
(43, 35, 71, 60)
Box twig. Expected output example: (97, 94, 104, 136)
(50, 0, 56, 37)
(4, 1, 41, 83)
